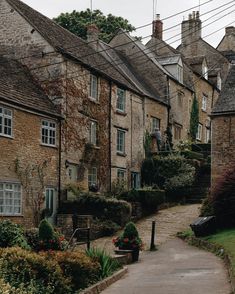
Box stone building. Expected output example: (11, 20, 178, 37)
(110, 29, 192, 145)
(146, 15, 219, 144)
(0, 0, 170, 196)
(211, 64, 235, 187)
(0, 56, 61, 226)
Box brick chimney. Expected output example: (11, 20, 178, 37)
(152, 14, 163, 40)
(181, 11, 201, 45)
(87, 24, 99, 43)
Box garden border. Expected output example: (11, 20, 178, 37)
(80, 267, 128, 294)
(177, 233, 235, 294)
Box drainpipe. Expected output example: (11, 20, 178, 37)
(166, 76, 171, 126)
(58, 119, 62, 208)
(109, 81, 112, 192)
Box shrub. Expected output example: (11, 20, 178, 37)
(141, 155, 195, 201)
(46, 251, 100, 290)
(119, 189, 165, 215)
(86, 248, 121, 279)
(39, 219, 54, 240)
(0, 220, 29, 249)
(0, 247, 71, 294)
(113, 222, 143, 250)
(92, 219, 121, 237)
(37, 220, 68, 251)
(24, 228, 40, 251)
(211, 167, 235, 228)
(59, 193, 131, 226)
(181, 150, 203, 161)
(200, 197, 214, 217)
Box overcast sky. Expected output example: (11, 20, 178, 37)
(23, 0, 235, 48)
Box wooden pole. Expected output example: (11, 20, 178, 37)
(150, 220, 156, 250)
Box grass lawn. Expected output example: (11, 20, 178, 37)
(203, 228, 235, 273)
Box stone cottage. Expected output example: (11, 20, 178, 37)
(0, 56, 61, 226)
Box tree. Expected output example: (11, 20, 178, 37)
(53, 9, 135, 43)
(190, 95, 199, 141)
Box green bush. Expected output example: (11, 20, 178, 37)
(119, 189, 165, 215)
(0, 220, 29, 249)
(24, 228, 40, 251)
(200, 197, 214, 217)
(141, 154, 195, 202)
(48, 251, 100, 290)
(37, 220, 68, 251)
(0, 247, 71, 294)
(92, 219, 121, 237)
(39, 219, 54, 241)
(59, 194, 131, 226)
(123, 222, 139, 239)
(86, 248, 121, 279)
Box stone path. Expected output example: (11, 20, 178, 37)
(91, 204, 200, 253)
(89, 204, 231, 294)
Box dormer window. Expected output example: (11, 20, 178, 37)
(217, 73, 222, 90)
(177, 65, 183, 83)
(202, 64, 208, 80)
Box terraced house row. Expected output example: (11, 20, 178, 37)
(0, 0, 232, 226)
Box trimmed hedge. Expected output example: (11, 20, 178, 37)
(59, 193, 131, 226)
(118, 189, 165, 215)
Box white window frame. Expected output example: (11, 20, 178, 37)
(202, 95, 207, 111)
(89, 120, 98, 146)
(217, 74, 222, 90)
(117, 169, 126, 182)
(45, 188, 55, 215)
(0, 182, 22, 215)
(131, 172, 140, 189)
(117, 129, 125, 154)
(116, 88, 126, 112)
(177, 65, 183, 83)
(88, 167, 98, 187)
(196, 123, 203, 141)
(41, 120, 56, 147)
(0, 106, 12, 138)
(205, 127, 211, 143)
(89, 74, 98, 101)
(202, 65, 208, 80)
(151, 117, 160, 133)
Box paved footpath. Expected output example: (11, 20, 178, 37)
(91, 204, 231, 294)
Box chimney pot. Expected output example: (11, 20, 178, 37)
(152, 15, 163, 40)
(87, 24, 99, 42)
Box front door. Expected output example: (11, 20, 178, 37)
(45, 188, 57, 224)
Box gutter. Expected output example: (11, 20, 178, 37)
(109, 81, 112, 192)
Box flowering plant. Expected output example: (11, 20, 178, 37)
(112, 235, 143, 250)
(112, 222, 143, 251)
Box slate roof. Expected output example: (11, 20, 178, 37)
(212, 64, 235, 115)
(98, 40, 163, 103)
(6, 0, 147, 97)
(0, 56, 60, 117)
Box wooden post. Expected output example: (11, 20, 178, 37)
(87, 228, 91, 250)
(150, 220, 156, 251)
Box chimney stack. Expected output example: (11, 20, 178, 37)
(152, 14, 163, 40)
(87, 24, 99, 43)
(181, 11, 201, 45)
(225, 26, 235, 35)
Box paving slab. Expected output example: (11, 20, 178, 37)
(101, 238, 231, 294)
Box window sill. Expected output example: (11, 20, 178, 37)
(0, 134, 13, 139)
(88, 97, 100, 104)
(40, 143, 58, 149)
(0, 214, 23, 217)
(116, 152, 127, 157)
(88, 144, 100, 150)
(115, 110, 127, 116)
(201, 108, 207, 113)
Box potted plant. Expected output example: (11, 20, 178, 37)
(113, 222, 143, 262)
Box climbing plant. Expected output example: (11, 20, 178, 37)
(190, 95, 199, 141)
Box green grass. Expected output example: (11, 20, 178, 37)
(203, 229, 235, 272)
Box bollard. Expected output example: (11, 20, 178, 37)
(150, 220, 156, 251)
(87, 228, 91, 250)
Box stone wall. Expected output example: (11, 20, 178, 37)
(0, 105, 59, 227)
(211, 115, 235, 187)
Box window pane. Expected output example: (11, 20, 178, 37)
(0, 183, 21, 215)
(41, 120, 56, 146)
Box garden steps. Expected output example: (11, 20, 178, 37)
(113, 249, 133, 264)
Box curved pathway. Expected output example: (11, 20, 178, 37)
(92, 204, 231, 294)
